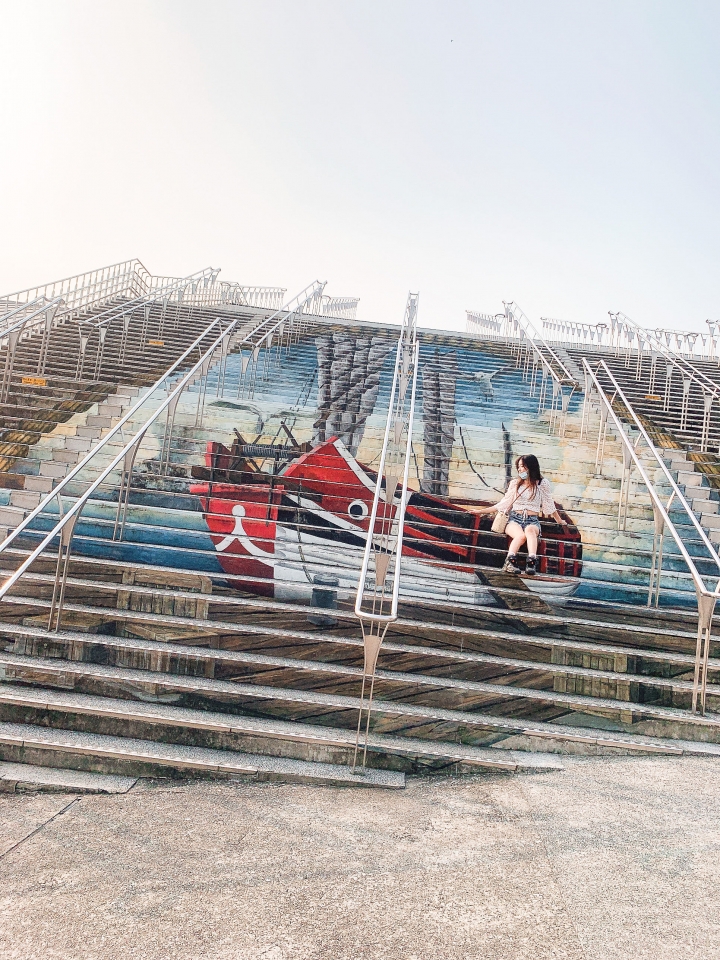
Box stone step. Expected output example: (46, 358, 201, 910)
(0, 684, 563, 774)
(2, 598, 715, 693)
(0, 720, 405, 788)
(1, 650, 717, 746)
(0, 550, 709, 645)
(0, 760, 137, 794)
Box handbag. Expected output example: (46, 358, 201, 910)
(490, 485, 523, 534)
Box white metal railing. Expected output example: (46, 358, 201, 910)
(1, 259, 151, 322)
(0, 281, 326, 632)
(581, 356, 720, 714)
(0, 264, 292, 392)
(542, 317, 612, 349)
(352, 292, 420, 771)
(318, 296, 360, 320)
(609, 311, 720, 452)
(0, 270, 217, 393)
(542, 313, 720, 362)
(467, 303, 579, 435)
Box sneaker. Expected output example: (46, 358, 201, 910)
(502, 555, 520, 575)
(525, 556, 537, 576)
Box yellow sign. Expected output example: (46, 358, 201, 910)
(644, 394, 662, 401)
(148, 339, 165, 347)
(21, 376, 47, 386)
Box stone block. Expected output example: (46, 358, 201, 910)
(65, 437, 92, 453)
(52, 450, 80, 464)
(24, 477, 54, 493)
(39, 461, 69, 479)
(9, 491, 41, 510)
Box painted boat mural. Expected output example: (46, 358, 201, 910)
(14, 323, 688, 609)
(189, 433, 583, 604)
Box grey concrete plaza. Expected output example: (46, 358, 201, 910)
(1, 756, 718, 960)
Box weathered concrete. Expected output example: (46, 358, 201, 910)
(0, 756, 718, 959)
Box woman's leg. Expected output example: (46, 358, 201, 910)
(505, 521, 527, 556)
(525, 525, 539, 556)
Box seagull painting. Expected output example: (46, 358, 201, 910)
(459, 367, 506, 400)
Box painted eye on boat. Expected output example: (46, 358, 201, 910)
(348, 499, 369, 520)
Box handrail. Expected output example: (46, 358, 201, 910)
(504, 302, 578, 386)
(0, 278, 325, 576)
(1, 259, 151, 310)
(466, 303, 578, 434)
(0, 322, 240, 620)
(542, 317, 610, 348)
(0, 297, 49, 332)
(0, 297, 65, 344)
(83, 268, 216, 329)
(0, 316, 222, 558)
(542, 313, 720, 362)
(581, 356, 720, 714)
(610, 311, 720, 398)
(352, 292, 420, 771)
(590, 359, 720, 571)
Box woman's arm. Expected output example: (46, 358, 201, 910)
(540, 480, 566, 526)
(478, 479, 518, 516)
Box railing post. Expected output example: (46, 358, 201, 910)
(48, 512, 79, 633)
(113, 436, 145, 540)
(618, 444, 632, 531)
(648, 499, 668, 607)
(692, 590, 716, 716)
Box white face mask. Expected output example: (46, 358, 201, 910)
(518, 470, 528, 479)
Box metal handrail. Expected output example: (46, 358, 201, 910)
(591, 358, 720, 571)
(0, 297, 65, 344)
(611, 311, 720, 396)
(0, 316, 223, 558)
(83, 268, 216, 329)
(581, 357, 720, 714)
(1, 260, 151, 311)
(0, 322, 240, 626)
(0, 297, 49, 332)
(355, 295, 419, 624)
(352, 292, 420, 771)
(0, 279, 325, 583)
(504, 302, 578, 386)
(468, 302, 579, 434)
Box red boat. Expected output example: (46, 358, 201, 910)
(189, 436, 583, 604)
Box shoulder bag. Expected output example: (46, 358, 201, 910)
(491, 483, 524, 535)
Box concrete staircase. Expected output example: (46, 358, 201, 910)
(2, 321, 720, 790)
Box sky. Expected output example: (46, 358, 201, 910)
(1, 0, 720, 333)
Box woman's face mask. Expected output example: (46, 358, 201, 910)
(518, 468, 528, 479)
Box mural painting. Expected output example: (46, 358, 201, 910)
(13, 320, 686, 609)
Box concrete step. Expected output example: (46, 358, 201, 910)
(1, 650, 718, 747)
(0, 684, 563, 774)
(0, 720, 405, 788)
(0, 760, 137, 794)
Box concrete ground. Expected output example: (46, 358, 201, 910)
(0, 756, 719, 960)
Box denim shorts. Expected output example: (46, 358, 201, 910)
(508, 511, 542, 535)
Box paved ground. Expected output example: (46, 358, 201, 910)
(0, 756, 719, 960)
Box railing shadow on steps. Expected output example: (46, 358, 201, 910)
(0, 281, 327, 643)
(581, 356, 720, 715)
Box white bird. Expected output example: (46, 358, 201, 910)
(460, 368, 504, 399)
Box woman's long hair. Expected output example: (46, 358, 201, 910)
(516, 454, 542, 488)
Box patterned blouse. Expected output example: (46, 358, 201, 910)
(495, 477, 556, 516)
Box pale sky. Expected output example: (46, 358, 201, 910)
(2, 0, 719, 333)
